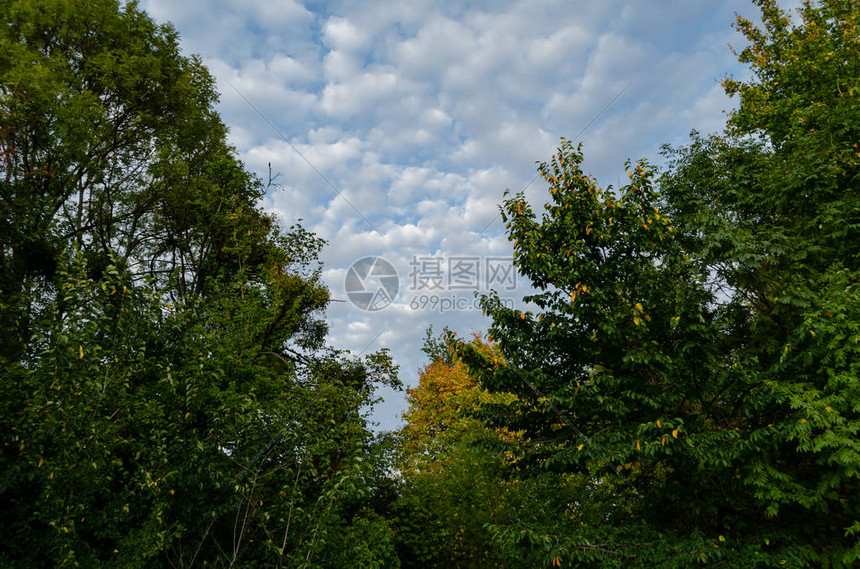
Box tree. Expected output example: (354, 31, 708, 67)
(0, 0, 284, 360)
(456, 1, 860, 566)
(395, 335, 511, 568)
(395, 334, 582, 569)
(0, 1, 400, 567)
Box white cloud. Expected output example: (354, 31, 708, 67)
(227, 0, 313, 29)
(319, 71, 404, 117)
(322, 16, 370, 52)
(143, 0, 756, 430)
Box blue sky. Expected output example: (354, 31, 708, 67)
(140, 0, 773, 431)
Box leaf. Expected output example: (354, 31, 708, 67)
(672, 429, 679, 439)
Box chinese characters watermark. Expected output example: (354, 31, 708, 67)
(344, 255, 518, 312)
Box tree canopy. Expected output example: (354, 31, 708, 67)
(0, 1, 399, 567)
(455, 0, 860, 566)
(394, 334, 587, 568)
(3, 0, 859, 567)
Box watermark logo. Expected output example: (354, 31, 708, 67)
(408, 294, 515, 313)
(404, 256, 518, 312)
(344, 256, 399, 311)
(343, 255, 519, 313)
(408, 256, 517, 291)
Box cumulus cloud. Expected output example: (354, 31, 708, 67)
(139, 0, 754, 430)
(322, 16, 370, 52)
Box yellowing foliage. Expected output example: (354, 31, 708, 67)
(400, 337, 517, 468)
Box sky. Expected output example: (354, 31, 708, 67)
(139, 0, 768, 431)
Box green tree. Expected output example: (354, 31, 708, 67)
(0, 0, 282, 359)
(457, 1, 860, 566)
(395, 334, 582, 569)
(396, 335, 512, 568)
(0, 1, 400, 567)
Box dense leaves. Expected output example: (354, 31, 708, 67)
(455, 1, 860, 567)
(395, 334, 583, 569)
(3, 0, 858, 567)
(0, 1, 399, 567)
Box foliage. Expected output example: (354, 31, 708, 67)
(395, 335, 511, 567)
(395, 334, 583, 569)
(455, 1, 860, 567)
(0, 1, 400, 567)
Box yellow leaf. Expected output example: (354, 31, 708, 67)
(719, 535, 726, 542)
(661, 436, 666, 447)
(636, 440, 641, 451)
(826, 406, 832, 412)
(577, 444, 584, 451)
(633, 316, 641, 326)
(672, 429, 679, 439)
(656, 419, 662, 428)
(635, 303, 643, 313)
(79, 345, 84, 359)
(520, 312, 526, 320)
